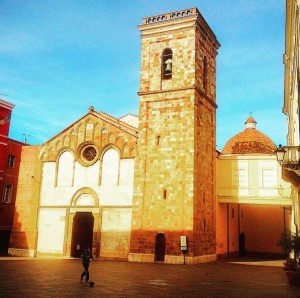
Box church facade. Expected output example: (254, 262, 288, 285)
(8, 7, 289, 263)
(9, 110, 138, 259)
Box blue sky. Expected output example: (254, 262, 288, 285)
(1, 0, 285, 150)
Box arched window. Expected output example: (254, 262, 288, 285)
(57, 151, 74, 186)
(161, 48, 173, 80)
(101, 148, 119, 186)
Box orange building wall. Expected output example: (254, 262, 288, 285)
(0, 139, 24, 227)
(216, 203, 239, 257)
(9, 145, 41, 255)
(216, 203, 290, 257)
(240, 205, 289, 255)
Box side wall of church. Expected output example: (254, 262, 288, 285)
(9, 145, 41, 257)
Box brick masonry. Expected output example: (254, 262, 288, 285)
(129, 8, 220, 263)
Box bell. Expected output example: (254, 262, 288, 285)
(165, 62, 172, 71)
(165, 59, 172, 72)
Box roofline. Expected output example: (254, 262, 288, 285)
(0, 99, 15, 110)
(43, 110, 138, 145)
(119, 113, 139, 119)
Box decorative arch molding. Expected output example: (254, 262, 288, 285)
(130, 147, 136, 158)
(71, 187, 99, 207)
(100, 143, 121, 160)
(39, 151, 45, 160)
(108, 132, 116, 143)
(62, 135, 68, 147)
(56, 147, 77, 162)
(115, 137, 123, 151)
(84, 117, 91, 123)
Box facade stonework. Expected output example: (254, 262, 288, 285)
(9, 110, 138, 259)
(129, 8, 220, 264)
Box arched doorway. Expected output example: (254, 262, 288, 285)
(155, 233, 166, 262)
(71, 212, 94, 258)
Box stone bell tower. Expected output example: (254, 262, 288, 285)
(129, 8, 220, 264)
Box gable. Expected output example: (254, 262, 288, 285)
(39, 110, 138, 162)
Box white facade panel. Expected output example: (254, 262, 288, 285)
(101, 148, 119, 186)
(119, 159, 135, 186)
(41, 163, 56, 188)
(74, 161, 99, 187)
(37, 208, 66, 254)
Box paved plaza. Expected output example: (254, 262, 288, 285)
(1, 257, 300, 297)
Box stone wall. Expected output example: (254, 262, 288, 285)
(130, 8, 219, 263)
(9, 145, 41, 256)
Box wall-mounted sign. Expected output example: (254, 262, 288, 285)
(180, 235, 187, 251)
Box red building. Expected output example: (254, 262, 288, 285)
(0, 99, 25, 254)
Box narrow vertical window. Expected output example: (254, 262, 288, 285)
(3, 184, 12, 203)
(156, 135, 161, 146)
(162, 48, 173, 80)
(163, 189, 167, 200)
(7, 155, 15, 168)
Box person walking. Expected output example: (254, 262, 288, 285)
(80, 248, 93, 283)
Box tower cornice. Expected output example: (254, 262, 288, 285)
(139, 7, 220, 50)
(138, 85, 218, 109)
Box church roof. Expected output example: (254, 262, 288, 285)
(221, 116, 276, 155)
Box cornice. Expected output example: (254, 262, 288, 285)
(0, 99, 15, 110)
(138, 85, 217, 109)
(139, 7, 220, 50)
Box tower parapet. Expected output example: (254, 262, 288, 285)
(142, 7, 196, 24)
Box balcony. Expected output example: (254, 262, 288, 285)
(276, 145, 300, 174)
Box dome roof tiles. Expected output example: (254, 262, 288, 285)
(222, 116, 276, 155)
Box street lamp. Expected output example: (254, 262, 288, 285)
(275, 144, 286, 165)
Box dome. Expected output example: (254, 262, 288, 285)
(222, 116, 276, 155)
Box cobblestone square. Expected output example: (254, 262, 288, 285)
(1, 258, 300, 297)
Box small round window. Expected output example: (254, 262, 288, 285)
(82, 146, 97, 161)
(79, 144, 99, 166)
